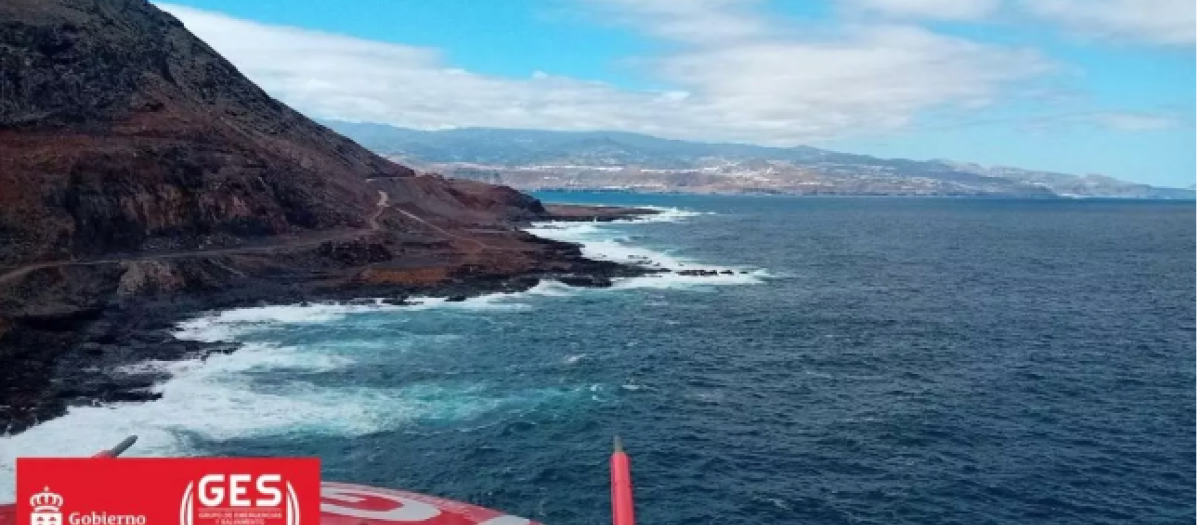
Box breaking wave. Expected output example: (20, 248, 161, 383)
(527, 207, 770, 288)
(0, 204, 765, 502)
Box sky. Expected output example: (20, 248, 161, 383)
(156, 0, 1196, 187)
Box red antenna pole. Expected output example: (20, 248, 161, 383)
(611, 436, 636, 525)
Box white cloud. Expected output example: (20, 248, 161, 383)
(658, 24, 1049, 135)
(1089, 111, 1187, 131)
(837, 0, 1002, 21)
(1022, 0, 1196, 46)
(157, 1, 1050, 145)
(1009, 109, 1191, 132)
(839, 0, 1197, 46)
(579, 0, 768, 44)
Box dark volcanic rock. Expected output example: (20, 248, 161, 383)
(0, 0, 418, 264)
(318, 239, 393, 266)
(0, 0, 657, 435)
(541, 204, 659, 222)
(555, 274, 614, 288)
(381, 296, 413, 306)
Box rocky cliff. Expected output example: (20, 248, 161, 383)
(0, 0, 412, 263)
(0, 0, 647, 434)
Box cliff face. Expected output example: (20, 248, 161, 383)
(0, 0, 647, 308)
(0, 0, 419, 264)
(0, 0, 654, 434)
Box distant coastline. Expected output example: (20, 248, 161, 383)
(506, 186, 1194, 201)
(322, 121, 1195, 200)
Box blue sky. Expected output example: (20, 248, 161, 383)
(158, 0, 1195, 187)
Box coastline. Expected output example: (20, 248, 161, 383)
(0, 198, 774, 503)
(0, 204, 661, 437)
(533, 188, 1197, 201)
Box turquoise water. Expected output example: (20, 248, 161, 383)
(3, 194, 1194, 525)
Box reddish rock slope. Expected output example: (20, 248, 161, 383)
(0, 0, 648, 433)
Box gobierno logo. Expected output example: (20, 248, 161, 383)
(27, 485, 148, 525)
(29, 487, 64, 525)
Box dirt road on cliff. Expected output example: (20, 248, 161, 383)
(0, 190, 398, 286)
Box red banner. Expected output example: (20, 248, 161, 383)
(17, 459, 320, 525)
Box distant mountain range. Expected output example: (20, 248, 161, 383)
(325, 121, 1195, 199)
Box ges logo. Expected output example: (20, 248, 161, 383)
(182, 474, 301, 525)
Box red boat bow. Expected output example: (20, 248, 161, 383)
(1, 436, 568, 525)
(2, 481, 539, 525)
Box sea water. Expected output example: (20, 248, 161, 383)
(2, 194, 1194, 525)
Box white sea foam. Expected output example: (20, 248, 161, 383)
(0, 203, 762, 502)
(0, 294, 544, 502)
(174, 295, 530, 343)
(527, 209, 767, 289)
(0, 333, 558, 501)
(629, 206, 711, 223)
(1, 341, 389, 474)
(523, 280, 578, 297)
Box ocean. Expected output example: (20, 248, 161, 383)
(2, 193, 1195, 525)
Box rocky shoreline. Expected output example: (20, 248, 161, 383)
(0, 207, 663, 436)
(0, 0, 673, 438)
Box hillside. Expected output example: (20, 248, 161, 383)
(0, 0, 646, 434)
(326, 122, 1194, 199)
